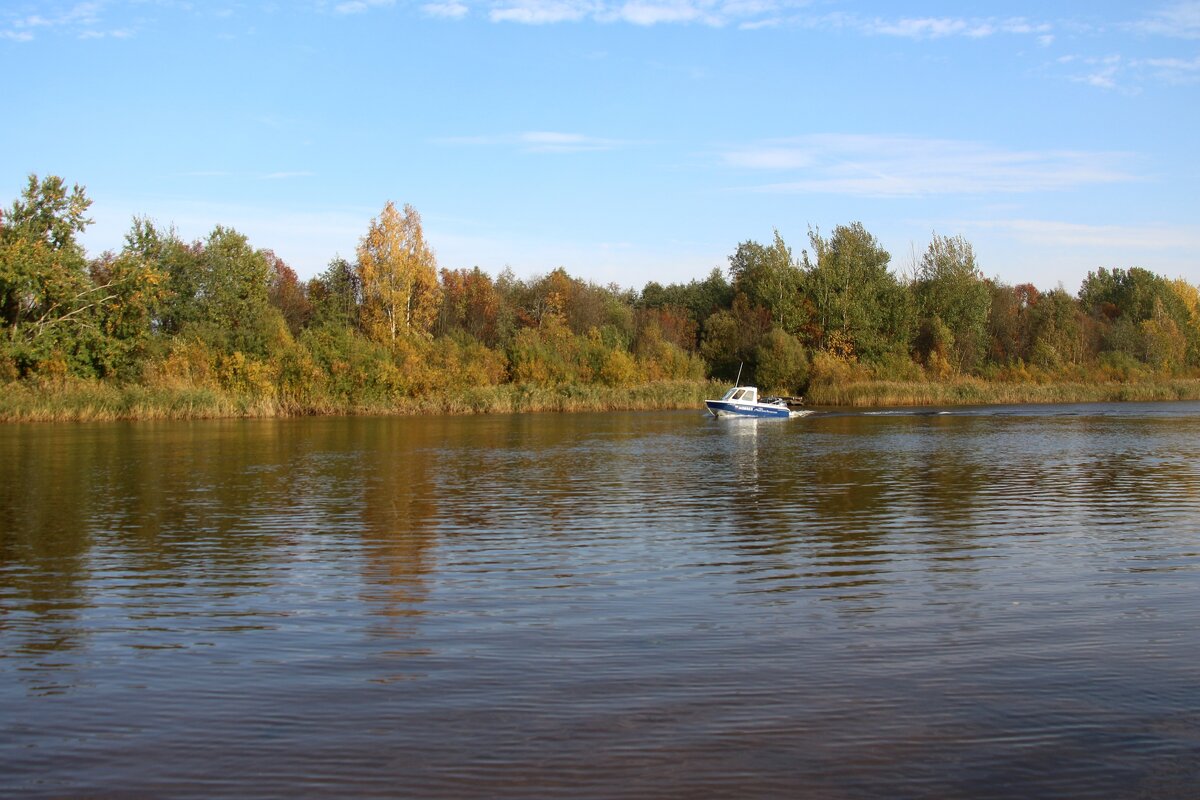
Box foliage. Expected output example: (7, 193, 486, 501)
(804, 222, 914, 361)
(728, 231, 811, 337)
(7, 175, 1200, 421)
(0, 175, 95, 375)
(357, 201, 440, 343)
(754, 328, 809, 394)
(700, 293, 772, 381)
(913, 234, 990, 371)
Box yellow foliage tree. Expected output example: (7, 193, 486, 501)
(356, 201, 441, 343)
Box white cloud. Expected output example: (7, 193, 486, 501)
(489, 0, 597, 24)
(962, 219, 1200, 250)
(723, 134, 1137, 197)
(1060, 52, 1200, 90)
(1140, 54, 1200, 83)
(485, 0, 801, 26)
(3, 1, 108, 39)
(422, 1, 469, 18)
(1077, 62, 1121, 90)
(334, 0, 394, 14)
(437, 131, 627, 153)
(1135, 1, 1200, 39)
(813, 12, 1050, 40)
(612, 1, 710, 26)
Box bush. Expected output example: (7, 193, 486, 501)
(808, 350, 865, 387)
(1096, 350, 1149, 382)
(755, 328, 809, 394)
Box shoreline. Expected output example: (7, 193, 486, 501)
(4, 377, 1200, 423)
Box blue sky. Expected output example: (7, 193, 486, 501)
(3, 1, 1198, 293)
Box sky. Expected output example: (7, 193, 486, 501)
(2, 1, 1199, 294)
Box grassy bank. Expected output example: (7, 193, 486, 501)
(0, 378, 723, 422)
(6, 376, 1200, 422)
(805, 377, 1200, 407)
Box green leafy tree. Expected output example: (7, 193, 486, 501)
(913, 234, 990, 372)
(700, 293, 773, 381)
(197, 226, 278, 355)
(804, 222, 913, 361)
(85, 243, 169, 378)
(640, 267, 733, 342)
(0, 175, 98, 374)
(755, 328, 809, 394)
(1027, 288, 1085, 369)
(308, 256, 360, 328)
(728, 230, 811, 337)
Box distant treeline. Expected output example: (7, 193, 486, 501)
(2, 174, 1198, 416)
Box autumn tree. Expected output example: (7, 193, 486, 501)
(265, 250, 312, 336)
(356, 202, 440, 343)
(437, 266, 501, 346)
(640, 268, 733, 339)
(85, 233, 170, 378)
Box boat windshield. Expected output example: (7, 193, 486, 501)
(721, 388, 755, 402)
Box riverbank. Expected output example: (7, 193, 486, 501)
(805, 377, 1200, 406)
(5, 376, 1200, 422)
(0, 378, 722, 422)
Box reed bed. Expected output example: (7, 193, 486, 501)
(805, 378, 1200, 407)
(0, 379, 721, 422)
(7, 376, 1200, 423)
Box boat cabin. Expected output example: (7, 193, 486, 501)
(721, 387, 758, 403)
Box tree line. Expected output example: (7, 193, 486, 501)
(2, 174, 1198, 410)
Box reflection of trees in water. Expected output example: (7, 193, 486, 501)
(711, 415, 1002, 609)
(354, 420, 439, 625)
(0, 427, 93, 671)
(713, 412, 1200, 612)
(0, 421, 330, 692)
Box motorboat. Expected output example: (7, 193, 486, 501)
(705, 385, 801, 419)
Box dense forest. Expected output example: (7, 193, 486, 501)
(2, 174, 1199, 418)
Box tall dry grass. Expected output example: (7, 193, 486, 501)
(0, 378, 721, 422)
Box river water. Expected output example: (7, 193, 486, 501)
(2, 404, 1199, 798)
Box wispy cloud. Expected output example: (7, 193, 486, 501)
(962, 219, 1200, 250)
(2, 1, 117, 40)
(1134, 1, 1200, 39)
(1064, 54, 1125, 90)
(437, 131, 628, 153)
(422, 1, 469, 19)
(855, 16, 1051, 40)
(1059, 50, 1200, 91)
(489, 0, 598, 25)
(1140, 54, 1200, 83)
(723, 134, 1137, 197)
(334, 0, 395, 14)
(478, 2, 1057, 35)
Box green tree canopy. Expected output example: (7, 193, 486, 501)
(804, 222, 913, 361)
(913, 233, 990, 372)
(728, 230, 810, 337)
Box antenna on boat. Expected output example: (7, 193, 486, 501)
(734, 362, 743, 387)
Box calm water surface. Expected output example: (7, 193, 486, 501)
(2, 404, 1199, 798)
